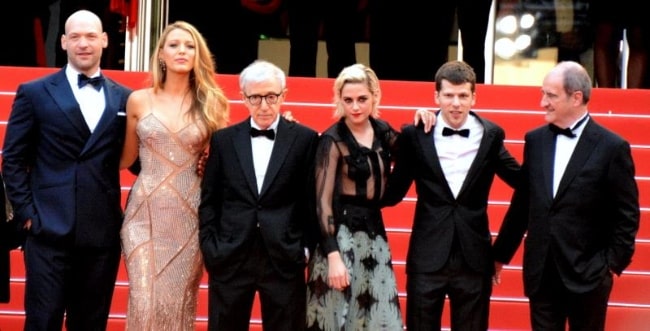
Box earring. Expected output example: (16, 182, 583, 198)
(159, 59, 166, 72)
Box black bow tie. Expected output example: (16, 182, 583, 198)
(250, 127, 275, 140)
(549, 115, 589, 138)
(442, 127, 470, 137)
(78, 74, 104, 91)
(549, 124, 575, 138)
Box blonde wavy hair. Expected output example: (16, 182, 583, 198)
(150, 21, 229, 132)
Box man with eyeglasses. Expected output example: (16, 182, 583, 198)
(199, 59, 320, 330)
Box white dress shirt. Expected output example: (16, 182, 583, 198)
(434, 114, 484, 198)
(553, 114, 589, 196)
(251, 116, 279, 193)
(65, 66, 105, 133)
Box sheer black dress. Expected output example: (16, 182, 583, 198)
(306, 117, 403, 330)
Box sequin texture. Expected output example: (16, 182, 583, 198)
(121, 113, 208, 330)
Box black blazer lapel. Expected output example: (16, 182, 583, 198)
(458, 113, 493, 196)
(415, 125, 454, 197)
(233, 121, 259, 197)
(45, 70, 90, 138)
(554, 121, 600, 200)
(259, 118, 292, 196)
(541, 128, 557, 201)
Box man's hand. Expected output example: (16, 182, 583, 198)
(493, 261, 504, 285)
(414, 108, 436, 133)
(282, 110, 298, 123)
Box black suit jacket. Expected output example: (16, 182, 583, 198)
(199, 116, 319, 280)
(0, 173, 10, 303)
(493, 119, 640, 296)
(383, 112, 520, 274)
(2, 66, 131, 248)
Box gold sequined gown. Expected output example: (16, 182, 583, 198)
(121, 113, 208, 331)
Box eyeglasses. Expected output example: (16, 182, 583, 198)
(245, 92, 282, 106)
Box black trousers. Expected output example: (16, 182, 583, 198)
(369, 0, 492, 82)
(529, 259, 613, 331)
(287, 0, 359, 78)
(406, 242, 492, 331)
(23, 236, 121, 331)
(169, 0, 263, 75)
(207, 230, 306, 331)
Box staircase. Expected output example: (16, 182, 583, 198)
(0, 66, 649, 330)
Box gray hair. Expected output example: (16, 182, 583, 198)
(556, 61, 592, 104)
(238, 59, 286, 93)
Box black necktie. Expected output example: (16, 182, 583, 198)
(442, 127, 470, 137)
(78, 74, 104, 91)
(250, 127, 275, 140)
(549, 115, 589, 138)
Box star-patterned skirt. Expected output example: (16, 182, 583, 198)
(306, 221, 404, 331)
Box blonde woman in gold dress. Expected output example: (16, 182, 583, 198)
(119, 21, 229, 330)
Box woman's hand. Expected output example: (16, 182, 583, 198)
(327, 251, 350, 291)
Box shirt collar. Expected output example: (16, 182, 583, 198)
(250, 115, 280, 131)
(65, 65, 102, 88)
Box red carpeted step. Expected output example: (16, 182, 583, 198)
(2, 66, 650, 330)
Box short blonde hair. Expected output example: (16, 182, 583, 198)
(332, 64, 381, 119)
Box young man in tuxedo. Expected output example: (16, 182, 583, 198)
(382, 60, 521, 330)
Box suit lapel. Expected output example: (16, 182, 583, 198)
(554, 121, 600, 200)
(46, 69, 91, 138)
(82, 78, 117, 155)
(259, 118, 291, 196)
(415, 125, 453, 197)
(541, 128, 557, 201)
(458, 113, 492, 197)
(233, 121, 259, 197)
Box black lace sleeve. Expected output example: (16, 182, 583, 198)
(314, 133, 341, 254)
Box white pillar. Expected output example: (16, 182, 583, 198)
(125, 0, 168, 71)
(621, 29, 629, 89)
